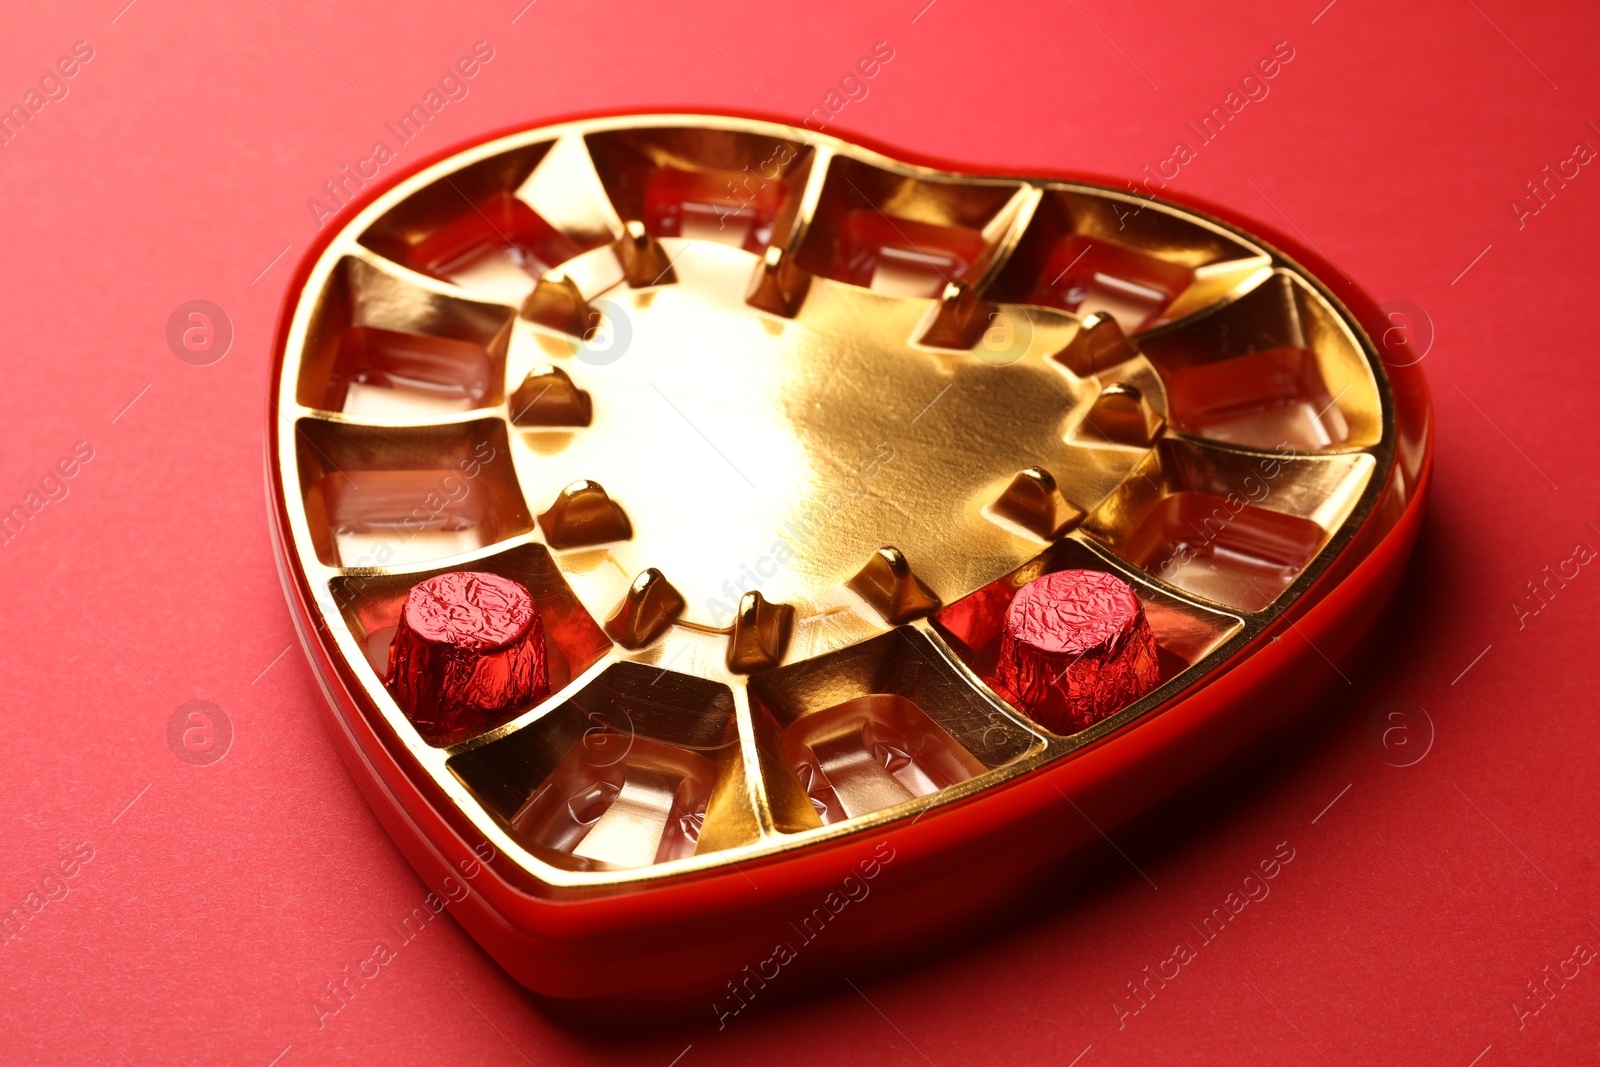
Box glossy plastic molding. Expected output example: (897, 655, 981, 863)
(267, 113, 1432, 1000)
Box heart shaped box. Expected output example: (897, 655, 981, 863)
(267, 113, 1430, 1001)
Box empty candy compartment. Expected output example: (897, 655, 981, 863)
(1139, 271, 1382, 450)
(321, 469, 491, 564)
(586, 126, 811, 254)
(748, 629, 1040, 829)
(513, 735, 714, 867)
(1164, 346, 1347, 450)
(782, 695, 984, 824)
(833, 211, 987, 297)
(1122, 491, 1324, 611)
(359, 138, 617, 299)
(337, 327, 494, 416)
(793, 155, 1026, 298)
(1083, 440, 1376, 612)
(296, 418, 530, 568)
(447, 662, 753, 868)
(644, 167, 789, 251)
(411, 191, 581, 288)
(932, 538, 1241, 701)
(987, 188, 1271, 333)
(295, 257, 514, 416)
(328, 542, 611, 744)
(1028, 234, 1194, 330)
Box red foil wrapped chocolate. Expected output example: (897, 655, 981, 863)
(996, 569, 1160, 733)
(385, 571, 550, 737)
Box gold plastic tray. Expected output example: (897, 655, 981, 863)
(268, 114, 1394, 894)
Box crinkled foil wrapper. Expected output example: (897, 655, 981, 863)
(995, 569, 1160, 734)
(386, 571, 549, 737)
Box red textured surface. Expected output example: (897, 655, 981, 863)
(996, 569, 1161, 732)
(0, 1, 1596, 1065)
(385, 571, 548, 739)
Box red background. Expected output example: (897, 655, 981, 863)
(2, 0, 1597, 1063)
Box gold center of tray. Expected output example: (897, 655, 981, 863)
(512, 238, 1141, 670)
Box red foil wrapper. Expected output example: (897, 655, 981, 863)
(996, 569, 1160, 733)
(385, 571, 550, 737)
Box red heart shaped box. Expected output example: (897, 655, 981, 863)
(266, 109, 1430, 1004)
